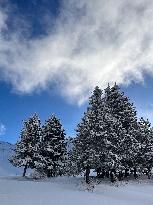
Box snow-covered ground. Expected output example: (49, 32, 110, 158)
(0, 141, 153, 205)
(0, 176, 153, 205)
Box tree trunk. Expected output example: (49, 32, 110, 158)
(85, 165, 90, 184)
(106, 170, 110, 178)
(133, 167, 137, 179)
(118, 171, 123, 181)
(101, 169, 105, 178)
(110, 170, 116, 183)
(146, 167, 151, 179)
(47, 169, 53, 177)
(47, 171, 51, 178)
(23, 164, 27, 177)
(125, 168, 129, 177)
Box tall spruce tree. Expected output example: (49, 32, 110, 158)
(103, 114, 127, 172)
(104, 84, 138, 172)
(136, 118, 153, 176)
(74, 86, 123, 181)
(96, 95, 127, 180)
(37, 115, 67, 177)
(74, 86, 108, 182)
(10, 113, 41, 177)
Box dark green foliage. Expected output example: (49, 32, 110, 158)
(136, 118, 153, 172)
(73, 84, 153, 181)
(10, 113, 41, 176)
(36, 115, 67, 177)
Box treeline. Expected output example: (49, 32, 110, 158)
(10, 84, 153, 183)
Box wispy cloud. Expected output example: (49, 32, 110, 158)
(0, 123, 6, 136)
(0, 0, 153, 104)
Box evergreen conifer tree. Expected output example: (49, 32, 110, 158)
(105, 83, 137, 130)
(104, 84, 138, 172)
(10, 113, 41, 177)
(74, 86, 108, 182)
(136, 118, 153, 177)
(37, 115, 67, 177)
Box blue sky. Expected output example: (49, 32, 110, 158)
(0, 0, 153, 143)
(0, 81, 87, 143)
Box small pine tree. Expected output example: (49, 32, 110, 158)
(10, 113, 41, 177)
(37, 115, 67, 177)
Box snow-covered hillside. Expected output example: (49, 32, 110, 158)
(0, 141, 21, 176)
(0, 141, 153, 205)
(0, 176, 153, 205)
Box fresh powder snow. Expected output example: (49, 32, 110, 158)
(0, 141, 153, 205)
(0, 176, 153, 205)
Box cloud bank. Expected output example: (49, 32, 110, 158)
(0, 0, 153, 104)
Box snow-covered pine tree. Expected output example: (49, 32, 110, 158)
(136, 117, 153, 177)
(74, 86, 122, 182)
(38, 115, 67, 177)
(10, 113, 41, 177)
(97, 94, 127, 180)
(105, 83, 137, 130)
(65, 138, 80, 176)
(104, 84, 138, 173)
(74, 111, 95, 183)
(103, 113, 127, 173)
(74, 86, 108, 182)
(64, 137, 78, 176)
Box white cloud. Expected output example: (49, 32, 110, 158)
(0, 123, 6, 136)
(0, 0, 153, 104)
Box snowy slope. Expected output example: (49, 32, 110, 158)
(0, 140, 153, 205)
(0, 141, 21, 176)
(0, 176, 153, 205)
